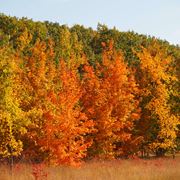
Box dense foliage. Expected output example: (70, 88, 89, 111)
(0, 14, 179, 165)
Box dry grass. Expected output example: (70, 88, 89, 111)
(0, 157, 180, 180)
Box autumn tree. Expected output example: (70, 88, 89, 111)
(0, 46, 29, 158)
(136, 41, 179, 156)
(17, 38, 94, 165)
(37, 59, 94, 166)
(82, 41, 140, 158)
(18, 39, 55, 161)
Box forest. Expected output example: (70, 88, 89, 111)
(0, 13, 179, 166)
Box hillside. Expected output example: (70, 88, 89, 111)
(0, 13, 179, 166)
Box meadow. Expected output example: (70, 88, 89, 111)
(0, 157, 179, 180)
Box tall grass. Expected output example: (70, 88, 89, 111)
(0, 157, 179, 180)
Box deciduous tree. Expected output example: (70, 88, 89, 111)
(136, 42, 179, 156)
(82, 41, 140, 158)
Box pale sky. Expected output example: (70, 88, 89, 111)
(0, 0, 180, 45)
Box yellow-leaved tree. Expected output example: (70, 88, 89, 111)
(136, 41, 179, 156)
(0, 46, 29, 158)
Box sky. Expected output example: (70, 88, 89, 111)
(0, 0, 180, 45)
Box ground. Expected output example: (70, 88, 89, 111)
(0, 156, 180, 180)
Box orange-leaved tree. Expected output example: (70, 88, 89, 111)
(82, 41, 140, 158)
(18, 39, 55, 161)
(39, 59, 94, 166)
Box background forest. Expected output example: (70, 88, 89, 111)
(0, 14, 179, 166)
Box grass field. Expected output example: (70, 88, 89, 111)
(0, 157, 179, 180)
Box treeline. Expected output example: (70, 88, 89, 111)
(0, 14, 179, 166)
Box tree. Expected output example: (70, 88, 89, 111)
(18, 39, 54, 161)
(39, 59, 94, 166)
(0, 47, 29, 158)
(136, 41, 179, 156)
(82, 41, 140, 158)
